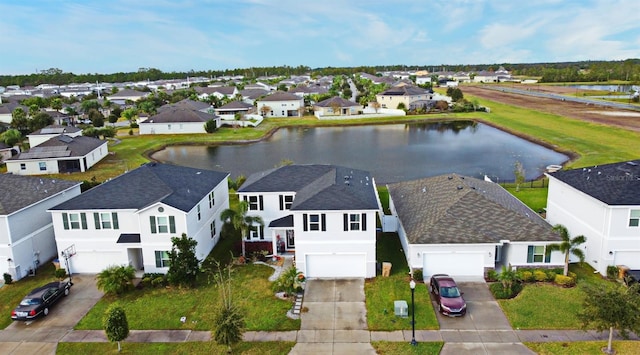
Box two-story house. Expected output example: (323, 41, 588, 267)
(237, 165, 381, 278)
(546, 160, 640, 276)
(256, 92, 304, 118)
(48, 163, 229, 274)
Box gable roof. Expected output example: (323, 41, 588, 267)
(240, 89, 269, 99)
(239, 164, 379, 211)
(388, 174, 559, 244)
(108, 89, 148, 99)
(29, 125, 81, 136)
(378, 85, 429, 96)
(315, 96, 360, 108)
(145, 105, 216, 124)
(9, 135, 105, 160)
(217, 101, 253, 110)
(258, 91, 301, 102)
(50, 163, 229, 212)
(0, 175, 79, 215)
(548, 159, 640, 205)
(158, 99, 211, 113)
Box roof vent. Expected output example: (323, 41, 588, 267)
(448, 176, 453, 180)
(422, 187, 426, 193)
(345, 180, 350, 186)
(627, 161, 638, 166)
(457, 186, 463, 190)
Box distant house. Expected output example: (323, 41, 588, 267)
(194, 86, 238, 101)
(48, 163, 230, 274)
(387, 174, 563, 279)
(0, 142, 19, 162)
(27, 125, 82, 148)
(546, 160, 640, 276)
(6, 135, 108, 175)
(238, 164, 381, 278)
(1, 175, 81, 281)
(313, 96, 362, 118)
(108, 89, 149, 105)
(256, 92, 304, 118)
(139, 101, 220, 134)
(473, 71, 499, 83)
(0, 102, 27, 124)
(239, 89, 269, 105)
(375, 85, 434, 109)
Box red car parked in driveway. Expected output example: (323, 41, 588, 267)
(429, 274, 467, 317)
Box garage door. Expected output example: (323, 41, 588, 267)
(615, 251, 640, 269)
(305, 253, 366, 278)
(423, 252, 484, 278)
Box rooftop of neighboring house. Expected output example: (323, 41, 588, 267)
(157, 99, 211, 113)
(314, 96, 360, 108)
(50, 162, 229, 212)
(387, 174, 560, 244)
(378, 85, 430, 96)
(239, 164, 380, 211)
(548, 159, 640, 205)
(9, 135, 106, 161)
(144, 105, 216, 124)
(29, 125, 81, 136)
(216, 101, 254, 110)
(258, 91, 302, 102)
(0, 174, 79, 215)
(108, 89, 149, 99)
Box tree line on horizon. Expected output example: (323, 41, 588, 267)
(1, 59, 638, 87)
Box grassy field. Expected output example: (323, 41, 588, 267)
(56, 341, 294, 355)
(372, 341, 444, 354)
(525, 341, 640, 355)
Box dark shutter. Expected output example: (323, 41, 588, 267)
(112, 212, 119, 229)
(303, 214, 308, 232)
(343, 214, 348, 231)
(150, 216, 157, 234)
(259, 195, 264, 210)
(155, 251, 161, 267)
(362, 213, 367, 231)
(321, 214, 326, 231)
(527, 245, 534, 263)
(169, 216, 176, 233)
(243, 195, 247, 202)
(544, 247, 551, 263)
(93, 213, 101, 229)
(260, 225, 264, 240)
(62, 213, 69, 230)
(279, 195, 284, 210)
(80, 213, 87, 229)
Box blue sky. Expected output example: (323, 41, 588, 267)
(1, 0, 638, 75)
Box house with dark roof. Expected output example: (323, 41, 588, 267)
(6, 135, 108, 175)
(313, 96, 362, 118)
(27, 125, 82, 147)
(256, 91, 304, 118)
(108, 89, 149, 105)
(48, 163, 230, 274)
(375, 85, 435, 109)
(0, 142, 19, 162)
(387, 174, 562, 279)
(139, 101, 220, 134)
(546, 160, 640, 276)
(238, 164, 381, 278)
(0, 175, 81, 281)
(214, 101, 263, 127)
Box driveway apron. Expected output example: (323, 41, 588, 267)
(290, 279, 376, 355)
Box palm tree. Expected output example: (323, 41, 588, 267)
(547, 224, 586, 276)
(220, 201, 263, 258)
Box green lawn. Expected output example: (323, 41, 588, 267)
(525, 341, 640, 355)
(56, 341, 294, 355)
(502, 184, 548, 213)
(497, 263, 614, 329)
(372, 341, 443, 355)
(365, 233, 439, 331)
(0, 262, 59, 329)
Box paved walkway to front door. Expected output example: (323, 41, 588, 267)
(289, 279, 376, 355)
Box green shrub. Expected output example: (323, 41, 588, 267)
(489, 281, 523, 299)
(55, 268, 67, 279)
(151, 276, 166, 287)
(533, 270, 547, 282)
(272, 266, 303, 296)
(3, 272, 12, 284)
(606, 265, 619, 279)
(554, 274, 576, 288)
(141, 277, 152, 287)
(545, 270, 557, 282)
(413, 269, 424, 282)
(567, 271, 577, 280)
(486, 269, 498, 282)
(519, 271, 534, 283)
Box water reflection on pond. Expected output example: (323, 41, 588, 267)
(151, 121, 568, 183)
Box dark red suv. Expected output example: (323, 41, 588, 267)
(429, 274, 467, 317)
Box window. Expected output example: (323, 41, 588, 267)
(343, 213, 367, 231)
(150, 215, 176, 234)
(629, 210, 640, 227)
(39, 162, 46, 171)
(20, 163, 26, 170)
(303, 213, 326, 232)
(155, 251, 170, 268)
(167, 124, 172, 130)
(279, 195, 294, 210)
(246, 195, 263, 211)
(210, 220, 216, 238)
(94, 212, 119, 229)
(197, 204, 201, 221)
(62, 212, 88, 230)
(527, 245, 551, 263)
(208, 191, 215, 208)
(247, 224, 264, 240)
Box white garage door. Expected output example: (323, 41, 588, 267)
(423, 252, 484, 278)
(305, 254, 366, 278)
(615, 251, 640, 269)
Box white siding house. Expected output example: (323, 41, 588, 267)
(387, 174, 563, 279)
(256, 92, 304, 118)
(238, 165, 381, 278)
(139, 101, 220, 135)
(27, 125, 83, 148)
(48, 163, 230, 274)
(1, 175, 81, 281)
(546, 160, 640, 276)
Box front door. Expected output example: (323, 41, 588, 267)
(286, 230, 295, 249)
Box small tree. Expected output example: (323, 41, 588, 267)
(213, 263, 245, 353)
(96, 265, 135, 295)
(204, 119, 218, 133)
(578, 284, 640, 354)
(167, 233, 200, 287)
(498, 265, 517, 294)
(1, 129, 22, 147)
(513, 161, 525, 192)
(370, 101, 381, 113)
(103, 305, 129, 352)
(547, 224, 586, 276)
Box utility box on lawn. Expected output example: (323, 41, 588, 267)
(394, 300, 408, 318)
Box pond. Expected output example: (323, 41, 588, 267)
(567, 84, 634, 92)
(151, 121, 568, 184)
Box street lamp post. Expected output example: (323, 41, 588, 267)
(410, 279, 417, 346)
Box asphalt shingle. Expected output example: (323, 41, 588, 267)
(0, 175, 79, 215)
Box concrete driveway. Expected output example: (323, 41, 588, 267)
(290, 279, 375, 355)
(0, 274, 102, 354)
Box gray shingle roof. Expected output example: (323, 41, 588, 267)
(50, 163, 229, 212)
(30, 125, 81, 135)
(387, 174, 559, 244)
(314, 96, 360, 108)
(145, 106, 216, 124)
(9, 135, 106, 160)
(158, 99, 211, 113)
(379, 85, 429, 96)
(548, 159, 640, 205)
(258, 91, 301, 102)
(0, 175, 79, 215)
(239, 164, 379, 211)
